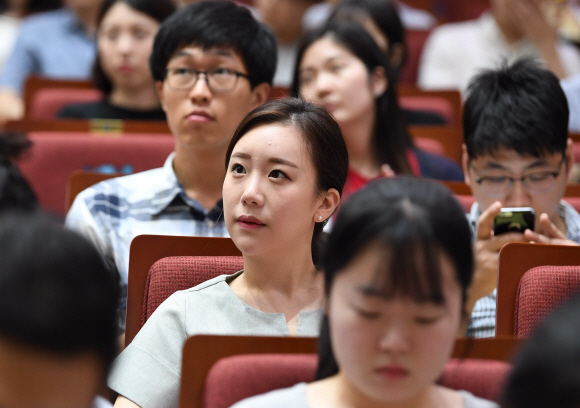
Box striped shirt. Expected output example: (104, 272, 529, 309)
(65, 153, 229, 307)
(466, 201, 580, 338)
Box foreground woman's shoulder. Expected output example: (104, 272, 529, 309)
(461, 391, 500, 408)
(229, 383, 309, 408)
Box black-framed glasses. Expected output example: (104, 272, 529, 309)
(472, 158, 567, 197)
(164, 67, 250, 92)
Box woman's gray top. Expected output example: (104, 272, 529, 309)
(108, 272, 323, 408)
(230, 382, 500, 408)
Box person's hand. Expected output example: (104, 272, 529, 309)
(508, 0, 567, 78)
(467, 201, 528, 312)
(379, 164, 395, 178)
(524, 213, 580, 245)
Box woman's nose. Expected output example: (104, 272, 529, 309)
(241, 176, 264, 206)
(378, 324, 412, 355)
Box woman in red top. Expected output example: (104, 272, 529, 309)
(292, 21, 463, 202)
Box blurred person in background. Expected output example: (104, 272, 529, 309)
(418, 0, 580, 93)
(0, 0, 104, 124)
(0, 0, 61, 74)
(58, 0, 175, 120)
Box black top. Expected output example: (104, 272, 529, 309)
(57, 99, 166, 121)
(403, 108, 448, 125)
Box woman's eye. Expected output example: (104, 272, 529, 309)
(231, 163, 245, 174)
(269, 169, 289, 180)
(330, 64, 344, 73)
(133, 29, 149, 40)
(355, 308, 380, 320)
(414, 316, 440, 325)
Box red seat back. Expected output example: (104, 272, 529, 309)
(142, 256, 244, 326)
(17, 132, 174, 215)
(30, 88, 103, 119)
(400, 30, 431, 85)
(514, 265, 580, 337)
(202, 354, 510, 408)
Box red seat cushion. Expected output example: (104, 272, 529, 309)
(142, 256, 243, 325)
(400, 96, 454, 123)
(515, 265, 580, 337)
(201, 354, 510, 408)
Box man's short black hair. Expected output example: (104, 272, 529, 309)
(0, 212, 119, 376)
(463, 58, 569, 160)
(150, 0, 277, 89)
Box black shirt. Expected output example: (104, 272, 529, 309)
(57, 99, 166, 121)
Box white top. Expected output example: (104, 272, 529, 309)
(108, 272, 323, 408)
(418, 12, 580, 93)
(230, 382, 499, 408)
(561, 73, 580, 132)
(302, 1, 436, 32)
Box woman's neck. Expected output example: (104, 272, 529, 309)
(108, 85, 161, 112)
(340, 109, 381, 178)
(229, 242, 324, 333)
(309, 374, 461, 408)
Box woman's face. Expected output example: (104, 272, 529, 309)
(223, 124, 327, 257)
(298, 37, 386, 128)
(327, 243, 463, 403)
(97, 2, 159, 93)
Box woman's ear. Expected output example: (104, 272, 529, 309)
(370, 66, 388, 98)
(314, 188, 341, 223)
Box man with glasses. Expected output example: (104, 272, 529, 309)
(461, 58, 579, 338)
(65, 1, 276, 328)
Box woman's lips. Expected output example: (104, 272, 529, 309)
(376, 365, 410, 381)
(238, 215, 265, 230)
(119, 64, 133, 74)
(186, 111, 214, 123)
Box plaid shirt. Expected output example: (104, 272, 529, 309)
(65, 153, 229, 307)
(466, 201, 580, 338)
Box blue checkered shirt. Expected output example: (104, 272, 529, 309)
(65, 153, 229, 307)
(466, 200, 580, 338)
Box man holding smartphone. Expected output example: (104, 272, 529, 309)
(461, 58, 580, 338)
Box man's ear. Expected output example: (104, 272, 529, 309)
(565, 137, 575, 181)
(462, 144, 472, 187)
(370, 66, 388, 98)
(155, 81, 166, 112)
(249, 83, 271, 110)
(314, 188, 341, 224)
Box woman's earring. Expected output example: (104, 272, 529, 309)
(318, 215, 323, 221)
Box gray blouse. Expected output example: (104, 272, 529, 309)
(107, 271, 323, 408)
(230, 383, 500, 408)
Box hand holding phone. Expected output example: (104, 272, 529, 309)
(493, 207, 535, 235)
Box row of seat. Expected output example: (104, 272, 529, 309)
(122, 233, 578, 407)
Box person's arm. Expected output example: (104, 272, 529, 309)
(460, 202, 527, 334)
(0, 89, 24, 125)
(510, 0, 567, 78)
(114, 396, 141, 408)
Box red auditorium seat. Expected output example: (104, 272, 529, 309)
(125, 236, 241, 346)
(142, 256, 244, 325)
(178, 335, 521, 408)
(497, 243, 580, 336)
(16, 132, 174, 215)
(514, 265, 580, 337)
(201, 353, 511, 408)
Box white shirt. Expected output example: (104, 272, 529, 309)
(418, 12, 580, 93)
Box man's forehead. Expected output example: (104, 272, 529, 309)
(471, 149, 559, 169)
(170, 45, 242, 62)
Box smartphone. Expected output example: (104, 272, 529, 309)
(493, 207, 535, 235)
